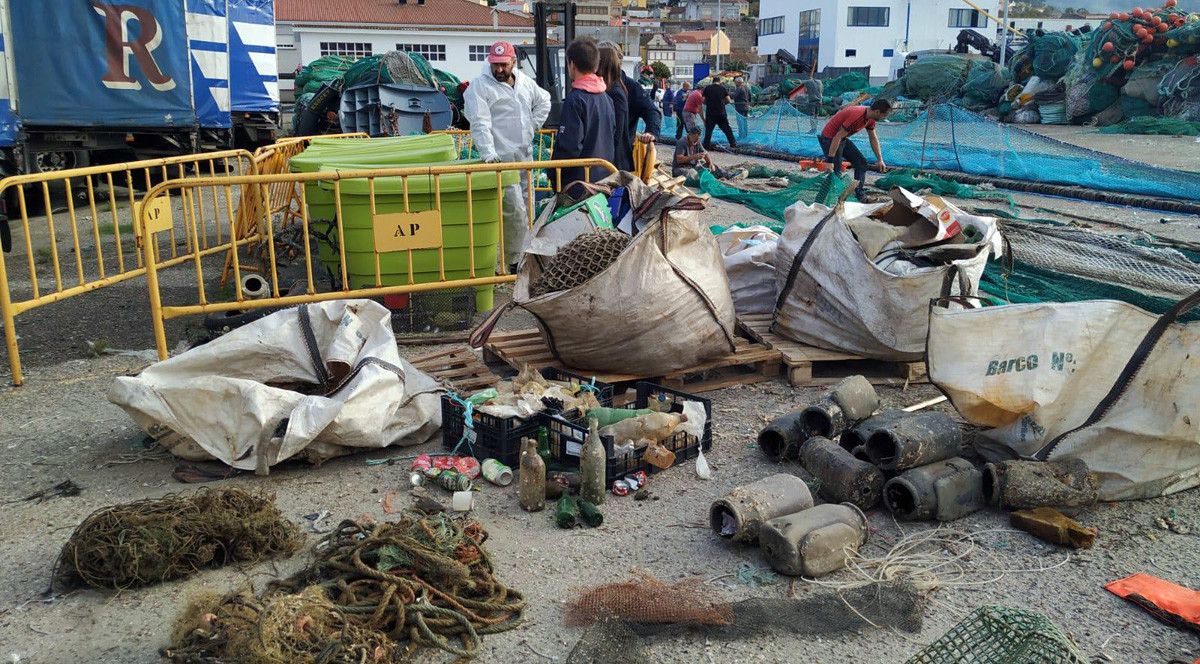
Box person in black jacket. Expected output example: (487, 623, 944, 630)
(622, 70, 661, 143)
(598, 44, 632, 172)
(550, 38, 616, 190)
(673, 81, 691, 140)
(701, 75, 737, 150)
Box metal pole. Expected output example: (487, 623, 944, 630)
(716, 0, 722, 72)
(999, 0, 1010, 69)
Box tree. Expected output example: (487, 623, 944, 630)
(725, 59, 748, 72)
(650, 61, 672, 80)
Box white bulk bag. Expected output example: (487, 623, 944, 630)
(927, 296, 1200, 500)
(772, 197, 992, 361)
(110, 300, 443, 470)
(716, 225, 779, 316)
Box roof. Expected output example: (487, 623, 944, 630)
(641, 32, 674, 47)
(672, 30, 716, 43)
(276, 0, 534, 28)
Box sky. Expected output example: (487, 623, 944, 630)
(1056, 1, 1200, 11)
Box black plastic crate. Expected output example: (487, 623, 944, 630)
(441, 368, 615, 466)
(387, 288, 476, 334)
(544, 382, 713, 484)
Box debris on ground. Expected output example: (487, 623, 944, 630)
(1105, 573, 1200, 633)
(904, 605, 1087, 663)
(166, 512, 524, 661)
(1011, 507, 1098, 549)
(14, 479, 82, 504)
(54, 488, 303, 590)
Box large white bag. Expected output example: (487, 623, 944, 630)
(110, 300, 443, 470)
(772, 197, 992, 361)
(716, 225, 779, 316)
(475, 173, 738, 375)
(927, 296, 1200, 500)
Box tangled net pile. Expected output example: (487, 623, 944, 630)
(167, 513, 524, 662)
(54, 488, 302, 590)
(531, 230, 631, 297)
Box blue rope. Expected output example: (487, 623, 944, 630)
(447, 391, 477, 457)
(578, 377, 601, 396)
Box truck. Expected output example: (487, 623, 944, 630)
(0, 0, 279, 176)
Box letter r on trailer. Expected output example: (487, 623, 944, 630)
(92, 2, 176, 91)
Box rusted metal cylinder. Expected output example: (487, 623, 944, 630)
(799, 436, 885, 510)
(759, 503, 869, 577)
(865, 412, 962, 472)
(758, 411, 806, 461)
(883, 457, 984, 521)
(840, 410, 907, 452)
(710, 473, 814, 544)
(799, 375, 880, 438)
(984, 458, 1099, 509)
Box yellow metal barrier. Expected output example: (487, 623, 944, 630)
(0, 149, 256, 385)
(139, 157, 617, 360)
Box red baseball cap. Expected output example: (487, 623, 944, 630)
(488, 41, 516, 64)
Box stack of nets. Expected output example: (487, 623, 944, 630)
(342, 50, 438, 90)
(1010, 32, 1080, 83)
(53, 488, 303, 590)
(882, 55, 1012, 110)
(1099, 115, 1200, 135)
(823, 71, 870, 98)
(904, 605, 1087, 664)
(697, 169, 854, 220)
(1160, 56, 1200, 121)
(530, 230, 630, 297)
(166, 513, 524, 662)
(295, 55, 355, 95)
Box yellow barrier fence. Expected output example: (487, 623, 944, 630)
(139, 158, 617, 360)
(0, 149, 256, 385)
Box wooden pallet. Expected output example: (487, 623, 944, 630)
(408, 346, 497, 392)
(738, 314, 928, 388)
(483, 328, 782, 393)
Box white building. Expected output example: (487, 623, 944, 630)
(276, 0, 535, 103)
(756, 0, 1003, 80)
(682, 0, 750, 21)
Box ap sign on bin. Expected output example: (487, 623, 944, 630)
(373, 210, 444, 252)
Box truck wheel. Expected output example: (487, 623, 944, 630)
(32, 150, 87, 173)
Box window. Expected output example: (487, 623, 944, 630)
(468, 45, 490, 62)
(847, 7, 889, 27)
(396, 43, 446, 61)
(844, 49, 857, 57)
(883, 48, 895, 57)
(798, 9, 820, 40)
(948, 8, 985, 28)
(758, 15, 784, 36)
(319, 42, 372, 57)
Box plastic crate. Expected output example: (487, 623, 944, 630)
(544, 382, 713, 484)
(385, 288, 476, 334)
(441, 368, 615, 466)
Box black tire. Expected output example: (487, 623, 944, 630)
(202, 307, 275, 335)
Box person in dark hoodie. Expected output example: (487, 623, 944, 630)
(620, 61, 661, 148)
(597, 44, 631, 171)
(673, 81, 691, 140)
(551, 38, 615, 191)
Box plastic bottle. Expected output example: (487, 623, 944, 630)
(519, 437, 546, 512)
(580, 419, 607, 505)
(600, 412, 688, 446)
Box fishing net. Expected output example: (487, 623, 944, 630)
(566, 580, 924, 663)
(53, 488, 302, 591)
(904, 605, 1087, 664)
(661, 101, 1200, 201)
(876, 169, 1015, 206)
(530, 230, 631, 297)
(823, 72, 870, 98)
(1011, 32, 1080, 82)
(295, 55, 355, 95)
(342, 51, 438, 89)
(1100, 114, 1200, 135)
(566, 572, 734, 627)
(697, 169, 854, 220)
(1159, 56, 1200, 120)
(167, 514, 525, 662)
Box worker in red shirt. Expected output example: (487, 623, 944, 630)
(819, 99, 892, 200)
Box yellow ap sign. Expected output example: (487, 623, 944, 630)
(132, 197, 173, 236)
(372, 210, 443, 252)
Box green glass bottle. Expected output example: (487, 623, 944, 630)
(537, 426, 551, 463)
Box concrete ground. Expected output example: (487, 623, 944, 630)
(1, 130, 1199, 663)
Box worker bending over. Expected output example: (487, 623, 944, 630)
(819, 99, 892, 201)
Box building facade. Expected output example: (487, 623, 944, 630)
(275, 0, 534, 103)
(682, 0, 750, 21)
(756, 0, 1003, 79)
(575, 0, 613, 27)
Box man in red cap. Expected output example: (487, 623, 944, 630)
(464, 41, 551, 270)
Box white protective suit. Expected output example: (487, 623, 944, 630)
(463, 66, 551, 267)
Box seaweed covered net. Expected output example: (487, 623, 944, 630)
(54, 488, 303, 591)
(166, 513, 524, 662)
(662, 101, 1200, 202)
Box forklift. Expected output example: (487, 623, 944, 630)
(516, 1, 576, 128)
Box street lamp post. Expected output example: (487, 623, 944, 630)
(716, 0, 723, 71)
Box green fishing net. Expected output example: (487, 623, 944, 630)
(295, 55, 355, 95)
(876, 170, 1015, 206)
(697, 169, 854, 221)
(904, 606, 1087, 664)
(1099, 115, 1200, 135)
(823, 72, 870, 98)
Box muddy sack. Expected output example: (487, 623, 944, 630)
(110, 300, 443, 471)
(772, 192, 995, 361)
(475, 172, 737, 375)
(927, 295, 1200, 500)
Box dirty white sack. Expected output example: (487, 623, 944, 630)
(927, 299, 1200, 500)
(715, 225, 779, 315)
(109, 300, 443, 470)
(772, 195, 994, 361)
